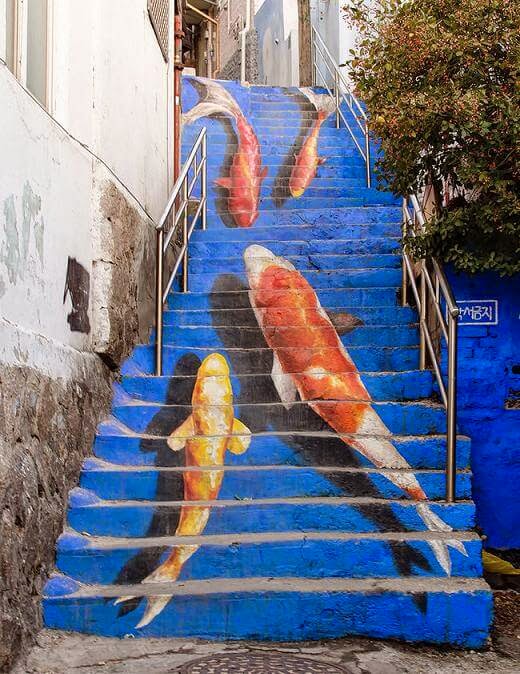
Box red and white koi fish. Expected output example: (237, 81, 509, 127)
(183, 78, 267, 228)
(115, 353, 251, 628)
(244, 244, 468, 575)
(289, 88, 336, 198)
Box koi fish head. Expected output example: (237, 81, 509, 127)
(243, 245, 296, 291)
(199, 353, 230, 378)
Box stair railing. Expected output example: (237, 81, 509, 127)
(402, 194, 460, 502)
(155, 128, 208, 376)
(310, 25, 371, 188)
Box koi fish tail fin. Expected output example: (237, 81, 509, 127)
(417, 503, 469, 576)
(299, 87, 337, 119)
(135, 595, 172, 630)
(183, 77, 241, 125)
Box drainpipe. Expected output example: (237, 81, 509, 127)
(174, 5, 184, 181)
(186, 2, 219, 77)
(240, 0, 252, 84)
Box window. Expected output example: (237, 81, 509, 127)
(148, 0, 170, 61)
(2, 0, 51, 109)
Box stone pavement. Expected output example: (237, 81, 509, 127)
(13, 630, 519, 674)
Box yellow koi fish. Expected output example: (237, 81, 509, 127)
(116, 353, 251, 628)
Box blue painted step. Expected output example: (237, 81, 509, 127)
(43, 576, 491, 646)
(55, 531, 482, 586)
(120, 370, 433, 403)
(188, 237, 401, 257)
(191, 222, 401, 241)
(66, 490, 475, 538)
(122, 345, 419, 376)
(93, 432, 471, 471)
(164, 305, 416, 326)
(110, 401, 448, 436)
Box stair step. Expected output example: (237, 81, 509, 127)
(164, 305, 415, 327)
(79, 460, 471, 502)
(166, 288, 400, 311)
(189, 254, 401, 273)
(66, 490, 475, 538)
(110, 400, 448, 436)
(124, 345, 419, 375)
(188, 237, 401, 257)
(43, 575, 492, 645)
(55, 530, 482, 585)
(191, 222, 401, 241)
(182, 269, 401, 293)
(202, 185, 394, 202)
(157, 324, 418, 348)
(93, 432, 471, 471)
(120, 370, 433, 403)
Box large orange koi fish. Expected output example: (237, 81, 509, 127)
(289, 88, 336, 198)
(244, 244, 467, 575)
(183, 79, 267, 228)
(116, 353, 251, 628)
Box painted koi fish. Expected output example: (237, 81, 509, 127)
(116, 353, 251, 628)
(243, 244, 468, 575)
(183, 78, 267, 228)
(289, 88, 336, 198)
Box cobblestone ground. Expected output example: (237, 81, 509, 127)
(13, 629, 519, 674)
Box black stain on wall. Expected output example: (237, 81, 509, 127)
(63, 257, 91, 334)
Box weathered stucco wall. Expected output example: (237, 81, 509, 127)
(255, 0, 299, 86)
(0, 62, 157, 671)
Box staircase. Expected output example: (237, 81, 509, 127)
(43, 78, 492, 647)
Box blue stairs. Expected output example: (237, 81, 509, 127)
(43, 78, 492, 646)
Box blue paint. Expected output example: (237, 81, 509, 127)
(444, 270, 520, 548)
(43, 80, 491, 645)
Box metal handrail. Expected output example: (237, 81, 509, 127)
(402, 194, 459, 502)
(311, 25, 371, 187)
(155, 128, 208, 376)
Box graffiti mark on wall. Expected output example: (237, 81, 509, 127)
(183, 79, 267, 228)
(116, 353, 251, 628)
(63, 257, 91, 334)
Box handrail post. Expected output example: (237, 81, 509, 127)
(446, 312, 458, 502)
(401, 200, 408, 307)
(202, 133, 207, 230)
(365, 122, 371, 188)
(182, 178, 189, 293)
(334, 70, 340, 129)
(419, 262, 427, 370)
(155, 228, 164, 377)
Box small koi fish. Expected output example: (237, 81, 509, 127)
(289, 88, 336, 198)
(115, 353, 251, 628)
(183, 78, 267, 228)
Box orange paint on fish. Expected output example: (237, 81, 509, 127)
(289, 110, 328, 198)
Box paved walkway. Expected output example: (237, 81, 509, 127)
(14, 630, 519, 674)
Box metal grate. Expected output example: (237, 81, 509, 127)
(148, 0, 170, 60)
(177, 653, 355, 674)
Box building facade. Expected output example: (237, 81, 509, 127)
(0, 1, 174, 669)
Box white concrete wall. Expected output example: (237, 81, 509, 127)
(51, 0, 172, 221)
(254, 0, 299, 86)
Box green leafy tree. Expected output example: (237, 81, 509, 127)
(345, 0, 520, 275)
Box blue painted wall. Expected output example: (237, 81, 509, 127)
(446, 270, 520, 549)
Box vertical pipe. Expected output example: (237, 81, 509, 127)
(446, 313, 458, 502)
(401, 201, 408, 308)
(334, 71, 340, 129)
(365, 122, 371, 188)
(173, 11, 184, 183)
(182, 178, 189, 293)
(419, 263, 427, 370)
(311, 28, 316, 87)
(201, 132, 207, 230)
(155, 229, 164, 376)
